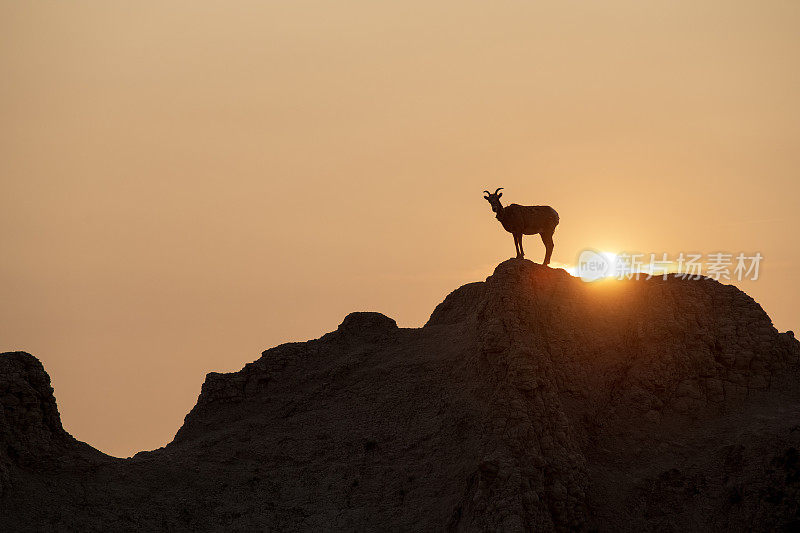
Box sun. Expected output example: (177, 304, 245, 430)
(555, 250, 620, 282)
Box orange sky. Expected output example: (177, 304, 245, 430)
(2, 1, 798, 458)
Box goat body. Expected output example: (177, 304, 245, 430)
(497, 204, 559, 236)
(484, 188, 559, 264)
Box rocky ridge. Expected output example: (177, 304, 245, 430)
(1, 259, 798, 531)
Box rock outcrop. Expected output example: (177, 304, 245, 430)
(0, 352, 102, 498)
(1, 259, 798, 531)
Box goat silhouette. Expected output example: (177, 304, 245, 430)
(484, 187, 559, 265)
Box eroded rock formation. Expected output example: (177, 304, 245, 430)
(1, 259, 798, 531)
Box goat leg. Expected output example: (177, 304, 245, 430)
(541, 231, 554, 266)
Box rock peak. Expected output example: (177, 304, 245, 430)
(0, 351, 76, 496)
(337, 311, 398, 335)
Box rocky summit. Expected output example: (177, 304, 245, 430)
(1, 259, 799, 531)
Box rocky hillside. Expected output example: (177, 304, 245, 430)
(1, 259, 798, 531)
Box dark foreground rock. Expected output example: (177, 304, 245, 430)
(1, 259, 799, 531)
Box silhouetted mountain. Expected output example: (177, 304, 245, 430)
(2, 259, 799, 531)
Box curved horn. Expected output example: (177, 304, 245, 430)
(494, 187, 504, 195)
(483, 190, 491, 196)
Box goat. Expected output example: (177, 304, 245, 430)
(483, 187, 559, 265)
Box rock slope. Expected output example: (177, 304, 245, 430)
(1, 259, 798, 531)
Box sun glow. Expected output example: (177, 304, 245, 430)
(556, 250, 621, 282)
(559, 250, 688, 282)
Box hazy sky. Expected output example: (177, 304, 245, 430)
(2, 1, 798, 457)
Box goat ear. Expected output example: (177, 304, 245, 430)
(497, 192, 502, 198)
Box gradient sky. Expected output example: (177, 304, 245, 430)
(2, 1, 798, 458)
